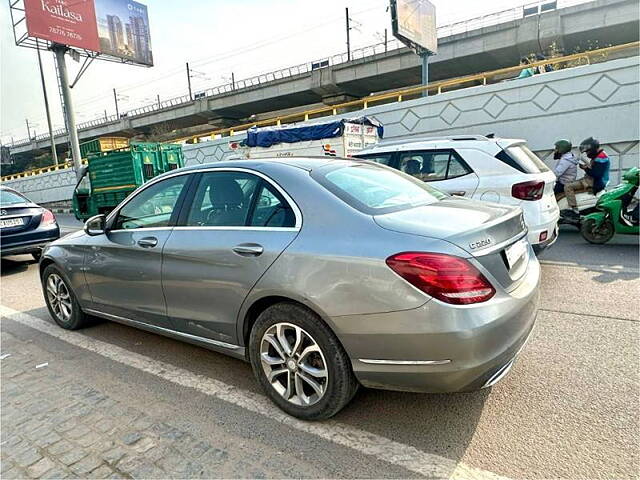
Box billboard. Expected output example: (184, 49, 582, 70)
(95, 0, 153, 66)
(23, 0, 153, 66)
(390, 0, 437, 54)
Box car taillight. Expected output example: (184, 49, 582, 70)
(386, 252, 495, 305)
(40, 209, 56, 226)
(511, 180, 544, 201)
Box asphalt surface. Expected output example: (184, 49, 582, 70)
(1, 225, 638, 479)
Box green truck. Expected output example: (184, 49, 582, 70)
(72, 142, 184, 220)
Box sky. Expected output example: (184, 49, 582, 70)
(0, 0, 552, 145)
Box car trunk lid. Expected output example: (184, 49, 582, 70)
(374, 197, 529, 290)
(0, 204, 41, 235)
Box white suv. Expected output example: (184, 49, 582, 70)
(354, 135, 560, 251)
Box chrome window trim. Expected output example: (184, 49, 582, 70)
(105, 166, 303, 231)
(358, 359, 451, 365)
(107, 227, 174, 234)
(85, 308, 243, 352)
(171, 226, 299, 232)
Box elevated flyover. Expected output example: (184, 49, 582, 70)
(4, 53, 638, 206)
(7, 0, 639, 158)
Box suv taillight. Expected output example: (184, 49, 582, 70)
(512, 180, 544, 201)
(386, 252, 495, 305)
(40, 209, 56, 227)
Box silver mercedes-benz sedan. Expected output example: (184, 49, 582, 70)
(40, 158, 539, 420)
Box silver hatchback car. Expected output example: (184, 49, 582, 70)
(40, 158, 539, 420)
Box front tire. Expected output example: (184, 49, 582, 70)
(249, 302, 358, 420)
(42, 264, 89, 330)
(581, 217, 615, 244)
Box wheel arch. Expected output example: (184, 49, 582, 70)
(238, 293, 340, 353)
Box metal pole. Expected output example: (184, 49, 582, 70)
(25, 119, 31, 139)
(384, 28, 388, 52)
(53, 45, 82, 179)
(157, 94, 161, 108)
(421, 53, 430, 97)
(113, 88, 119, 118)
(345, 8, 351, 61)
(231, 72, 235, 90)
(186, 62, 193, 100)
(104, 109, 108, 121)
(36, 41, 59, 165)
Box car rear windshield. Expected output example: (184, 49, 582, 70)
(0, 190, 28, 206)
(313, 163, 447, 215)
(495, 144, 550, 174)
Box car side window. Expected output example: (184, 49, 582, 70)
(355, 153, 393, 166)
(113, 175, 188, 230)
(398, 150, 471, 182)
(447, 153, 472, 178)
(185, 171, 260, 227)
(249, 182, 296, 228)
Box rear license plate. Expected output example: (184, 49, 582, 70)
(505, 238, 528, 269)
(0, 218, 24, 229)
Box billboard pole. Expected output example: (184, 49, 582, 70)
(421, 52, 430, 97)
(36, 40, 59, 165)
(53, 45, 83, 180)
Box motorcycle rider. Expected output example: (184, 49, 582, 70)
(552, 139, 578, 199)
(563, 137, 610, 214)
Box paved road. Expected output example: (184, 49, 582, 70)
(1, 228, 638, 479)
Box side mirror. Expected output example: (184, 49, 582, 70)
(84, 214, 106, 236)
(77, 164, 89, 179)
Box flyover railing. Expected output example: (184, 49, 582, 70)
(5, 0, 593, 149)
(3, 41, 636, 182)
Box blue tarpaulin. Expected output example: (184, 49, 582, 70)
(245, 117, 383, 148)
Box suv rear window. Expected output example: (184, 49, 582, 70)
(313, 163, 447, 215)
(495, 144, 550, 174)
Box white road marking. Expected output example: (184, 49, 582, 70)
(0, 305, 508, 480)
(539, 260, 640, 274)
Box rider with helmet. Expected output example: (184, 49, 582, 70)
(563, 137, 610, 214)
(552, 139, 578, 199)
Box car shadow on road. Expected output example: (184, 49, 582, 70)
(1, 257, 35, 277)
(335, 386, 490, 467)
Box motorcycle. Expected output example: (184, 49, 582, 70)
(580, 167, 639, 244)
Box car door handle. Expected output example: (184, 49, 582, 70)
(450, 191, 466, 196)
(137, 237, 158, 248)
(232, 244, 264, 256)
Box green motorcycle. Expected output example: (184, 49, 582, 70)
(580, 167, 639, 244)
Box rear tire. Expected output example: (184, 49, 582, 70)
(580, 217, 615, 244)
(42, 264, 89, 330)
(249, 302, 359, 420)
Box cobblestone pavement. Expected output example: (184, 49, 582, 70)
(0, 328, 323, 479)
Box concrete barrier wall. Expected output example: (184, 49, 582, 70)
(4, 56, 639, 204)
(2, 169, 76, 206)
(182, 55, 639, 184)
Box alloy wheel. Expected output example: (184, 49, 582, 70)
(260, 322, 329, 407)
(46, 273, 72, 323)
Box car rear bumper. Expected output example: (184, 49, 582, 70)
(0, 225, 60, 257)
(523, 205, 560, 247)
(331, 256, 540, 393)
